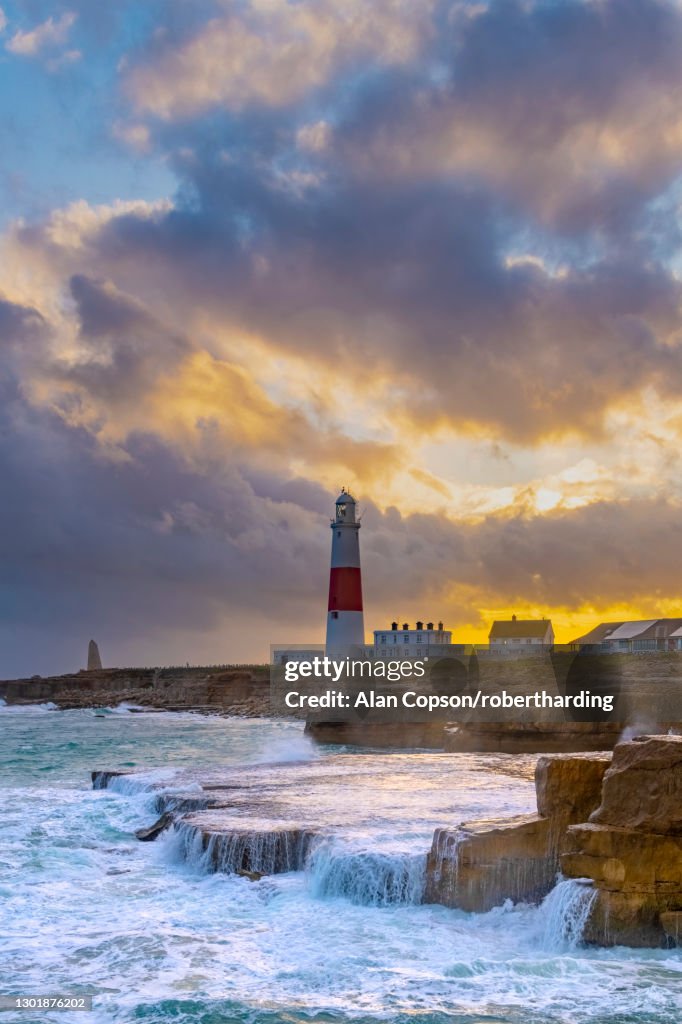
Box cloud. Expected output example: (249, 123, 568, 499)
(0, 295, 44, 343)
(112, 121, 152, 154)
(0, 378, 330, 674)
(333, 0, 682, 231)
(1, 272, 681, 675)
(46, 48, 81, 72)
(0, 8, 6, 35)
(2, 344, 682, 676)
(124, 0, 432, 118)
(6, 152, 682, 457)
(6, 11, 76, 56)
(51, 168, 679, 445)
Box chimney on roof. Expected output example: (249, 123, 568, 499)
(512, 614, 517, 621)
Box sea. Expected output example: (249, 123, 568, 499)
(0, 703, 680, 1024)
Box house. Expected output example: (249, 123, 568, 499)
(373, 621, 454, 658)
(572, 619, 682, 653)
(667, 626, 682, 651)
(489, 615, 554, 654)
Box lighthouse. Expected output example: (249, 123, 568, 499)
(326, 489, 365, 656)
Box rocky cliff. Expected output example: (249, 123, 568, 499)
(424, 752, 611, 910)
(561, 734, 682, 946)
(0, 666, 271, 716)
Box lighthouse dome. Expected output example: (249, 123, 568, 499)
(336, 490, 356, 504)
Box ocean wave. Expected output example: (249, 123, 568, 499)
(0, 700, 58, 713)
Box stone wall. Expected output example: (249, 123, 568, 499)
(306, 652, 682, 752)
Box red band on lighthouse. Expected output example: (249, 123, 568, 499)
(328, 567, 363, 612)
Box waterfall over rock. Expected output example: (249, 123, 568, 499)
(540, 878, 598, 949)
(177, 819, 322, 875)
(307, 841, 426, 905)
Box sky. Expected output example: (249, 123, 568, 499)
(2, 0, 682, 677)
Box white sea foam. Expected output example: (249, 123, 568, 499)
(102, 702, 150, 714)
(0, 700, 58, 712)
(253, 730, 321, 764)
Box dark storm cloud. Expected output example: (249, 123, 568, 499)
(81, 160, 682, 443)
(63, 1, 678, 442)
(0, 374, 332, 675)
(9, 0, 681, 443)
(0, 296, 45, 345)
(362, 496, 682, 615)
(334, 0, 682, 232)
(60, 273, 189, 405)
(3, 363, 682, 676)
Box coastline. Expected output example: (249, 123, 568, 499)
(0, 665, 273, 717)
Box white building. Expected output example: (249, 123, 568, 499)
(489, 615, 554, 653)
(373, 621, 452, 658)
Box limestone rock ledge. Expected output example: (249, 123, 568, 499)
(424, 814, 555, 911)
(425, 752, 610, 911)
(561, 735, 682, 946)
(177, 817, 323, 874)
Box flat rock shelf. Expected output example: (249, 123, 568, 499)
(93, 739, 682, 945)
(93, 753, 538, 899)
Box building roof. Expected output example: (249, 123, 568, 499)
(570, 621, 623, 645)
(602, 620, 657, 641)
(489, 618, 552, 640)
(335, 489, 356, 504)
(631, 618, 682, 639)
(572, 618, 682, 644)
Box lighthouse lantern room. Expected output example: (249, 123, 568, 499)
(326, 489, 365, 655)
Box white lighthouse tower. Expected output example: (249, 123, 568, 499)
(326, 489, 365, 656)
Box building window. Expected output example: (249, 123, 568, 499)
(381, 635, 386, 644)
(331, 611, 338, 619)
(416, 634, 422, 642)
(403, 635, 409, 643)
